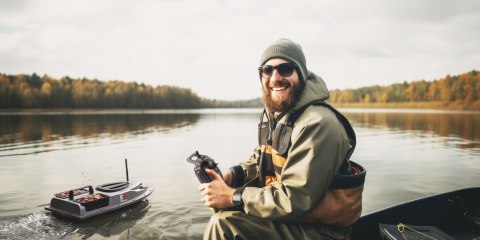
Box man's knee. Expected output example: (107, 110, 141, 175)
(204, 211, 239, 240)
(209, 210, 236, 225)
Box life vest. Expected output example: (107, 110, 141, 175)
(257, 100, 366, 226)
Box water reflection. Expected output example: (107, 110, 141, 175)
(71, 200, 151, 239)
(344, 111, 480, 148)
(0, 113, 200, 157)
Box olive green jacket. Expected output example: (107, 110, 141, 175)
(239, 71, 352, 222)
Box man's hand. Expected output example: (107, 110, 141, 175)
(199, 169, 236, 209)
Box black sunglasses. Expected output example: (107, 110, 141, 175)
(258, 63, 297, 79)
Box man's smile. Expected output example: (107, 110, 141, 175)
(269, 81, 291, 94)
(271, 86, 288, 92)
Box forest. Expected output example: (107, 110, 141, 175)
(0, 73, 260, 109)
(0, 70, 479, 110)
(329, 70, 480, 110)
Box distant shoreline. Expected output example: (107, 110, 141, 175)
(330, 100, 480, 111)
(1, 101, 480, 114)
(0, 108, 264, 115)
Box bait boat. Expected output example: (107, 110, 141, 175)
(45, 159, 153, 221)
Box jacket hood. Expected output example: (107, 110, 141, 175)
(292, 71, 330, 111)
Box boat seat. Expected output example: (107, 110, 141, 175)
(96, 181, 130, 192)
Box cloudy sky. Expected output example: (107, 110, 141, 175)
(1, 0, 479, 100)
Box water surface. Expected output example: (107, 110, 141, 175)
(0, 108, 479, 239)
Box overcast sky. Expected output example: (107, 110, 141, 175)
(1, 0, 479, 100)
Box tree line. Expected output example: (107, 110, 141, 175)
(329, 70, 480, 110)
(0, 73, 261, 108)
(1, 70, 479, 109)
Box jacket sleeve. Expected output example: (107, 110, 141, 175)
(229, 146, 261, 188)
(241, 107, 351, 222)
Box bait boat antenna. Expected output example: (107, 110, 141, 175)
(125, 158, 129, 182)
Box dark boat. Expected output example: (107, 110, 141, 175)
(351, 187, 480, 240)
(45, 159, 153, 221)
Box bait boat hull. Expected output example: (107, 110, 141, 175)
(45, 181, 153, 221)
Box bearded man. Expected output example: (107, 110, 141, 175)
(198, 38, 365, 240)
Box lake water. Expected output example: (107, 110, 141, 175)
(0, 108, 479, 239)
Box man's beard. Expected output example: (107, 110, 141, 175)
(262, 81, 304, 113)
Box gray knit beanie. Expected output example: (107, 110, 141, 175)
(260, 38, 308, 82)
